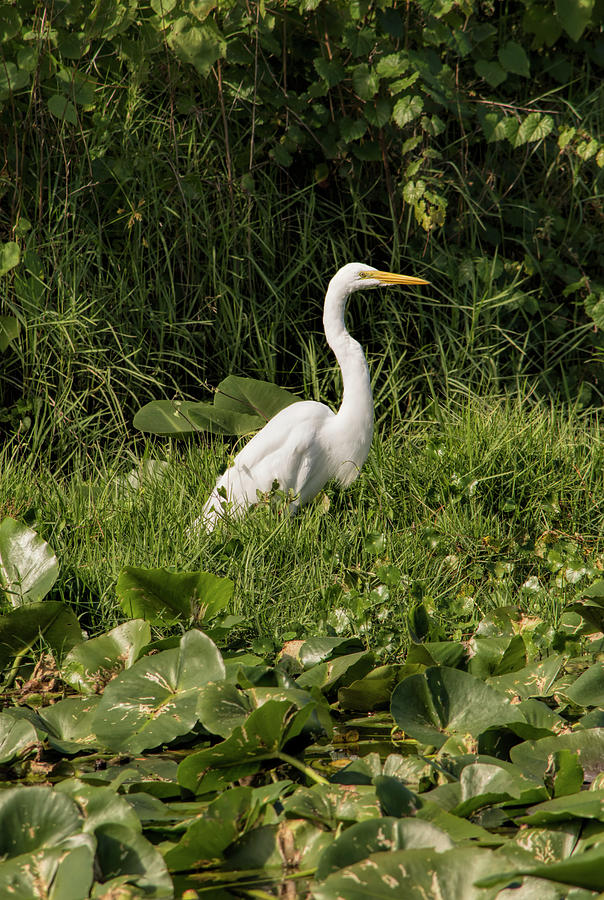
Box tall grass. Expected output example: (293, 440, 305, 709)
(1, 393, 601, 644)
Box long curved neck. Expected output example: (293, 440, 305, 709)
(323, 280, 373, 432)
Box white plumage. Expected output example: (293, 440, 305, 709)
(199, 262, 428, 530)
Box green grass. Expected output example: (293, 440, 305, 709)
(2, 391, 602, 648)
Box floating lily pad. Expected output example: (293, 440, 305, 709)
(0, 713, 38, 763)
(93, 629, 225, 753)
(316, 817, 454, 879)
(62, 620, 151, 694)
(391, 666, 525, 748)
(0, 601, 82, 671)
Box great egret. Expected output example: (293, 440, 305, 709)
(199, 262, 429, 530)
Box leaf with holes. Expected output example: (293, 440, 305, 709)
(92, 629, 225, 753)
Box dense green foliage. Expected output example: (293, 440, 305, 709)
(2, 518, 604, 898)
(1, 0, 603, 454)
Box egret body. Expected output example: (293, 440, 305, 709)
(200, 263, 429, 530)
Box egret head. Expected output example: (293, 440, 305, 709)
(331, 262, 430, 294)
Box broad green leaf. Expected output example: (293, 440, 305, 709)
(564, 661, 604, 707)
(338, 665, 403, 711)
(340, 117, 368, 142)
(514, 113, 554, 147)
(316, 817, 453, 879)
(0, 7, 21, 42)
(487, 654, 565, 700)
(314, 57, 345, 86)
(47, 94, 78, 125)
(520, 788, 604, 825)
(62, 619, 151, 693)
(226, 816, 331, 871)
(475, 59, 507, 87)
(0, 243, 20, 277)
(498, 41, 530, 77)
(133, 398, 262, 435)
(116, 566, 233, 625)
(296, 650, 374, 691)
(352, 64, 379, 100)
(0, 786, 81, 857)
(478, 843, 604, 891)
(213, 375, 302, 420)
(164, 786, 255, 870)
(313, 846, 520, 900)
(364, 97, 392, 128)
(0, 840, 94, 900)
(178, 700, 314, 793)
(0, 518, 59, 607)
(511, 728, 604, 782)
(376, 52, 408, 79)
(0, 315, 20, 352)
(555, 0, 595, 41)
(56, 779, 142, 834)
(196, 680, 252, 736)
(467, 634, 526, 679)
(167, 16, 226, 75)
(93, 629, 225, 752)
(281, 783, 381, 829)
(453, 761, 547, 817)
(37, 697, 101, 754)
(391, 666, 525, 748)
(513, 821, 581, 861)
(94, 822, 173, 897)
(0, 602, 82, 672)
(0, 713, 38, 763)
(151, 0, 177, 14)
(393, 94, 423, 127)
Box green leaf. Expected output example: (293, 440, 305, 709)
(316, 818, 453, 879)
(47, 94, 78, 125)
(391, 666, 525, 748)
(314, 57, 345, 86)
(475, 59, 507, 87)
(0, 518, 59, 607)
(376, 52, 408, 79)
(281, 783, 381, 828)
(0, 602, 82, 673)
(164, 786, 254, 870)
(555, 0, 595, 41)
(498, 41, 530, 77)
(511, 728, 604, 782)
(564, 661, 604, 707)
(0, 7, 21, 42)
(478, 843, 604, 891)
(364, 97, 392, 128)
(116, 566, 233, 625)
(93, 629, 226, 752)
(151, 0, 177, 14)
(37, 697, 101, 754)
(0, 315, 20, 352)
(0, 713, 38, 763)
(338, 665, 403, 711)
(340, 117, 368, 142)
(167, 16, 226, 76)
(314, 846, 520, 900)
(133, 398, 261, 435)
(94, 823, 173, 896)
(520, 788, 604, 825)
(0, 243, 20, 277)
(453, 760, 547, 817)
(487, 654, 565, 700)
(296, 650, 374, 691)
(392, 94, 423, 127)
(514, 113, 554, 147)
(62, 620, 151, 693)
(0, 786, 81, 856)
(352, 64, 379, 101)
(178, 700, 314, 793)
(196, 680, 252, 737)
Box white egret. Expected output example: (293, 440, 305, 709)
(199, 262, 429, 530)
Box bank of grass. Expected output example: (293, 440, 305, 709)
(1, 391, 602, 649)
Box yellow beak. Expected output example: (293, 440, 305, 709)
(361, 270, 430, 285)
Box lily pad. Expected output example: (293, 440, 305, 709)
(0, 518, 59, 606)
(116, 566, 233, 625)
(316, 817, 454, 879)
(0, 713, 38, 763)
(62, 619, 151, 694)
(391, 666, 525, 748)
(0, 601, 82, 672)
(93, 629, 225, 752)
